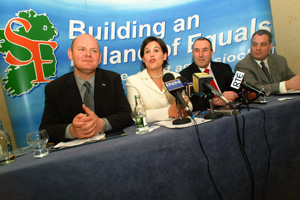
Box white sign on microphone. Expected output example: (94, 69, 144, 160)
(231, 71, 245, 90)
(164, 79, 184, 91)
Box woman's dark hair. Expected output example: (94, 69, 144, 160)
(140, 36, 169, 69)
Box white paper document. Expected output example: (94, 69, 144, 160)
(53, 133, 105, 149)
(155, 117, 211, 129)
(279, 90, 300, 94)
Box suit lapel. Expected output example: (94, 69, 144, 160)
(141, 69, 164, 94)
(211, 63, 223, 91)
(250, 55, 270, 83)
(191, 62, 201, 73)
(94, 69, 106, 113)
(267, 56, 277, 83)
(65, 73, 84, 113)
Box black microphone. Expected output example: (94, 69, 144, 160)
(163, 73, 193, 117)
(203, 82, 230, 104)
(178, 76, 189, 84)
(224, 71, 264, 97)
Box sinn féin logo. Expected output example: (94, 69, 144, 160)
(0, 9, 58, 97)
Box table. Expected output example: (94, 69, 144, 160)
(1, 94, 300, 200)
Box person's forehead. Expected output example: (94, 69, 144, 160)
(73, 35, 99, 48)
(193, 40, 210, 49)
(252, 34, 269, 43)
(145, 41, 161, 49)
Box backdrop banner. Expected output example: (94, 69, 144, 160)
(0, 0, 275, 147)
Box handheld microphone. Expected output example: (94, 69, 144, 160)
(192, 73, 230, 104)
(224, 71, 264, 97)
(163, 73, 193, 117)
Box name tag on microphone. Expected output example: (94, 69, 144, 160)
(165, 79, 184, 91)
(231, 71, 245, 90)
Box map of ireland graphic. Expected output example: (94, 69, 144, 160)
(0, 9, 58, 97)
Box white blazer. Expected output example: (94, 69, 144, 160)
(126, 69, 192, 123)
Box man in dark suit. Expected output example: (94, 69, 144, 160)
(235, 29, 300, 94)
(180, 37, 238, 111)
(40, 34, 132, 143)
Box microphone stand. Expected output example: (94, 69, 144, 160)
(172, 99, 191, 125)
(242, 89, 250, 111)
(203, 92, 223, 120)
(204, 98, 224, 119)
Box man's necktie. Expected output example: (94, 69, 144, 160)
(83, 81, 95, 112)
(204, 68, 219, 92)
(260, 61, 272, 83)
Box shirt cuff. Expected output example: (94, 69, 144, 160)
(279, 81, 287, 93)
(65, 124, 75, 139)
(102, 118, 112, 132)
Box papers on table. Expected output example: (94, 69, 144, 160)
(155, 117, 211, 129)
(53, 133, 105, 149)
(278, 97, 294, 101)
(52, 118, 210, 149)
(135, 125, 160, 134)
(279, 90, 300, 94)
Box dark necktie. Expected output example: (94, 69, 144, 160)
(260, 61, 272, 83)
(83, 81, 94, 112)
(204, 68, 219, 92)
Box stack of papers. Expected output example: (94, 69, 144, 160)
(53, 133, 105, 149)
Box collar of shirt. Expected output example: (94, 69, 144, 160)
(197, 62, 221, 92)
(198, 62, 217, 80)
(254, 58, 269, 70)
(198, 62, 212, 73)
(74, 73, 95, 100)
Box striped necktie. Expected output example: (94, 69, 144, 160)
(83, 81, 94, 112)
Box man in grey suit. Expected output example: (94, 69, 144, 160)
(40, 34, 132, 143)
(235, 29, 300, 94)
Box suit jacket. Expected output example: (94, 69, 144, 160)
(180, 61, 234, 111)
(126, 69, 182, 123)
(40, 68, 133, 143)
(235, 53, 295, 94)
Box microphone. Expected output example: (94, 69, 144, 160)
(178, 76, 194, 97)
(192, 73, 230, 104)
(203, 82, 230, 104)
(178, 76, 190, 84)
(163, 73, 193, 117)
(224, 71, 264, 97)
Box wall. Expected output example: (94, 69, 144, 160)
(0, 84, 16, 147)
(270, 0, 300, 74)
(0, 0, 299, 147)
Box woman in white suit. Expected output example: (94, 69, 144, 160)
(126, 36, 192, 123)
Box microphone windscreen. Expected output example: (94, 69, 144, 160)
(178, 76, 189, 83)
(163, 73, 175, 82)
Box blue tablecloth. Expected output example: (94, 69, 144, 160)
(1, 95, 300, 200)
